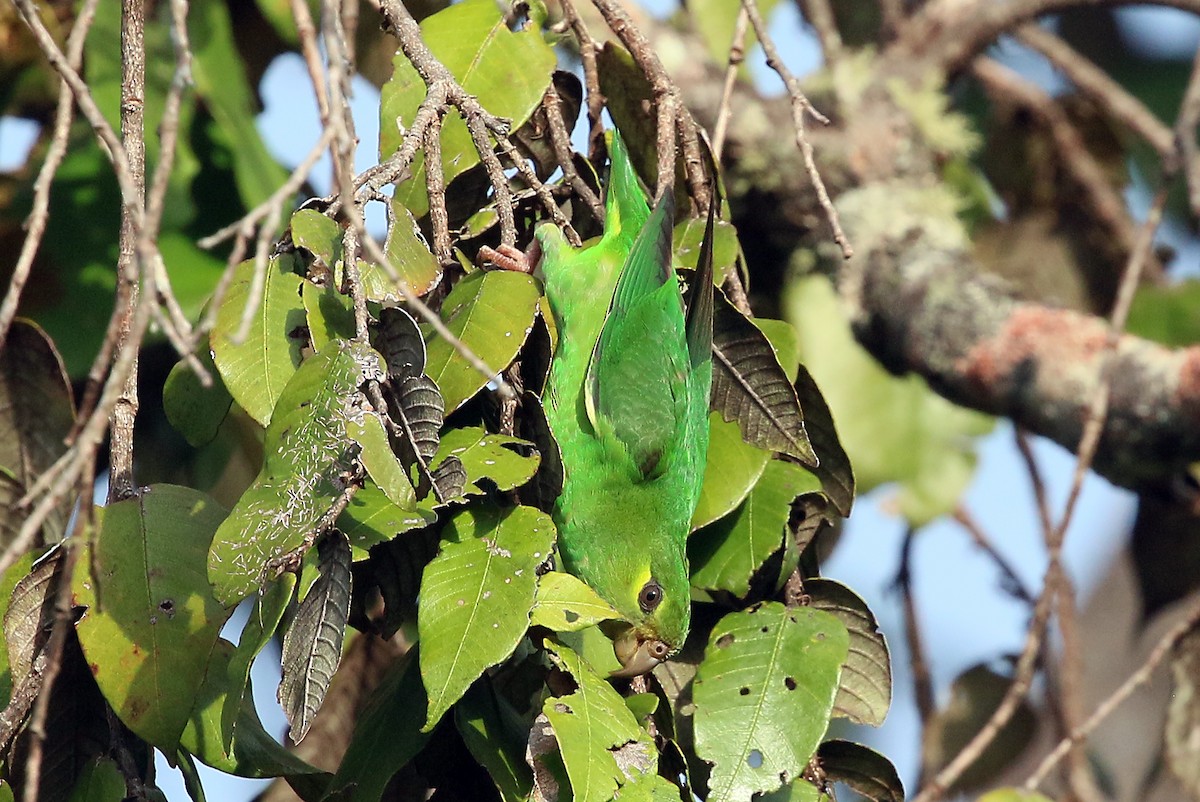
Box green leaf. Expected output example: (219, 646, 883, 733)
(1127, 279, 1200, 347)
(455, 680, 534, 802)
(279, 533, 352, 743)
(689, 0, 779, 63)
(208, 341, 378, 606)
(691, 412, 772, 530)
(754, 318, 801, 381)
(179, 639, 328, 790)
(675, 216, 741, 285)
(164, 346, 233, 448)
(418, 505, 555, 729)
(543, 641, 655, 802)
(429, 427, 540, 500)
(0, 320, 76, 545)
(369, 199, 441, 300)
(73, 485, 231, 751)
(346, 410, 418, 510)
(211, 254, 306, 426)
(379, 0, 556, 217)
(291, 208, 343, 272)
(221, 574, 295, 752)
(302, 280, 356, 354)
(806, 579, 891, 727)
(787, 275, 991, 525)
(977, 792, 1055, 802)
(337, 482, 436, 550)
(815, 740, 904, 802)
(423, 270, 542, 413)
(690, 461, 820, 596)
(530, 572, 621, 632)
(67, 757, 127, 802)
(694, 603, 848, 801)
(327, 652, 430, 802)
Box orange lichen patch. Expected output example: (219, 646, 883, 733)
(959, 306, 1107, 391)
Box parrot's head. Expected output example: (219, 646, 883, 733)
(603, 543, 691, 678)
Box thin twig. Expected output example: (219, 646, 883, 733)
(559, 0, 606, 162)
(952, 505, 1034, 605)
(423, 111, 455, 267)
(1174, 41, 1200, 218)
(739, 0, 851, 258)
(543, 83, 604, 224)
(896, 530, 936, 737)
(1025, 594, 1200, 790)
(712, 6, 749, 163)
(0, 0, 100, 353)
(292, 0, 331, 124)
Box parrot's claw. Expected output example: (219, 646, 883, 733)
(479, 243, 534, 274)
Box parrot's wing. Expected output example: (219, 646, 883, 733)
(585, 193, 688, 477)
(684, 198, 715, 373)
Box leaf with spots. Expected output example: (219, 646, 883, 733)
(279, 532, 352, 743)
(807, 579, 891, 727)
(73, 485, 232, 751)
(207, 340, 380, 606)
(429, 426, 540, 501)
(418, 505, 555, 730)
(423, 270, 542, 413)
(211, 254, 306, 426)
(693, 602, 848, 802)
(337, 481, 436, 551)
(346, 407, 418, 510)
(690, 460, 821, 597)
(530, 572, 621, 632)
(543, 641, 657, 802)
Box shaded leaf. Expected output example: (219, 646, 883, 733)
(73, 485, 230, 751)
(455, 680, 534, 802)
(391, 374, 444, 472)
(326, 652, 430, 802)
(208, 340, 379, 606)
(291, 208, 343, 273)
(787, 275, 991, 524)
(178, 639, 328, 790)
(430, 454, 468, 501)
(430, 427, 540, 500)
(530, 572, 621, 633)
(921, 664, 1038, 792)
(1167, 628, 1200, 798)
(419, 505, 555, 729)
(379, 0, 556, 218)
(691, 412, 772, 530)
(302, 280, 356, 353)
(338, 481, 436, 551)
(163, 346, 233, 448)
(368, 200, 441, 300)
(67, 757, 126, 802)
(0, 320, 75, 545)
(543, 641, 655, 802)
(690, 461, 820, 597)
(675, 216, 741, 286)
(694, 603, 848, 801)
(0, 552, 33, 706)
(376, 306, 426, 382)
(280, 532, 352, 744)
(220, 573, 295, 752)
(369, 526, 440, 638)
(793, 365, 854, 516)
(816, 740, 903, 802)
(712, 290, 817, 466)
(211, 254, 306, 426)
(423, 270, 541, 413)
(5, 548, 60, 689)
(806, 579, 890, 727)
(517, 391, 563, 513)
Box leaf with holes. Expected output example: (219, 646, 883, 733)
(544, 641, 656, 802)
(690, 461, 821, 597)
(693, 603, 848, 801)
(379, 0, 556, 218)
(816, 740, 904, 802)
(337, 481, 436, 551)
(711, 290, 816, 466)
(73, 485, 231, 751)
(423, 269, 541, 413)
(691, 412, 772, 530)
(806, 579, 890, 727)
(530, 572, 621, 632)
(418, 505, 555, 730)
(208, 340, 379, 606)
(279, 532, 352, 743)
(430, 427, 540, 500)
(163, 346, 233, 448)
(0, 320, 75, 546)
(211, 254, 306, 426)
(220, 573, 295, 752)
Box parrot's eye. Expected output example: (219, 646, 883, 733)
(638, 580, 663, 613)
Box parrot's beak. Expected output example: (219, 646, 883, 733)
(610, 627, 671, 677)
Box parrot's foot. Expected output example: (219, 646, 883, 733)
(479, 243, 534, 274)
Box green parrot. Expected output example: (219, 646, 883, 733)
(536, 133, 713, 676)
